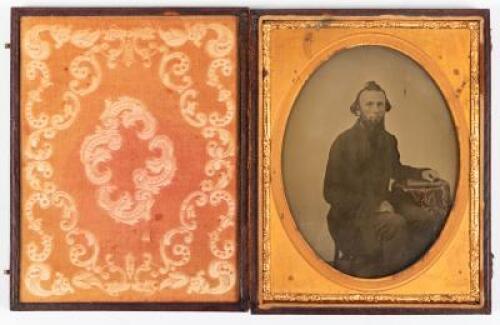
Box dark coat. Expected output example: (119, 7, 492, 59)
(323, 119, 424, 249)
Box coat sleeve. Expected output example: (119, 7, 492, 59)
(391, 135, 427, 181)
(323, 136, 379, 215)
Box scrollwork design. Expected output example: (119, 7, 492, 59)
(24, 25, 72, 60)
(68, 54, 102, 96)
(159, 52, 193, 93)
(80, 97, 177, 226)
(25, 192, 54, 263)
(179, 89, 207, 128)
(25, 60, 52, 129)
(205, 24, 234, 58)
(25, 263, 74, 297)
(22, 21, 237, 297)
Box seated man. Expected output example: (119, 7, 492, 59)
(323, 81, 441, 278)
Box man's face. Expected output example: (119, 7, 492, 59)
(358, 90, 387, 125)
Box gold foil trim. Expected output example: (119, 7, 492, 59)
(259, 18, 483, 305)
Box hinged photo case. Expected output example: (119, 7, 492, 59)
(10, 7, 491, 314)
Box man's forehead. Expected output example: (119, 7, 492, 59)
(359, 90, 386, 101)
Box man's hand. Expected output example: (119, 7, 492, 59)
(422, 169, 440, 182)
(377, 200, 395, 213)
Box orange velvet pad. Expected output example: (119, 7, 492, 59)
(19, 15, 239, 303)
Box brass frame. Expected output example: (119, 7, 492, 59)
(256, 14, 488, 312)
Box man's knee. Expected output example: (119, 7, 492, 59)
(379, 212, 407, 230)
(372, 212, 409, 244)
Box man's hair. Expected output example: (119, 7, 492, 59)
(350, 81, 392, 115)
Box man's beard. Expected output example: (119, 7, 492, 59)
(360, 115, 385, 133)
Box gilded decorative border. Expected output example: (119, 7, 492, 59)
(260, 19, 482, 304)
(468, 21, 481, 300)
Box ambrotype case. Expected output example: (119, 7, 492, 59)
(10, 8, 491, 313)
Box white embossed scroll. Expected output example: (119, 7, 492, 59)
(12, 9, 247, 310)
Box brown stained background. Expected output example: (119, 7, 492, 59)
(19, 16, 239, 303)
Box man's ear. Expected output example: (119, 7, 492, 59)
(350, 102, 360, 116)
(385, 98, 392, 112)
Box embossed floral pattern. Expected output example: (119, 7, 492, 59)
(80, 97, 177, 226)
(20, 16, 238, 302)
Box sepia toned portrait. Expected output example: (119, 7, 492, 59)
(282, 46, 458, 278)
(283, 46, 457, 278)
